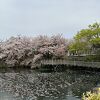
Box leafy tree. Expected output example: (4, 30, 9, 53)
(68, 22, 100, 55)
(75, 22, 100, 46)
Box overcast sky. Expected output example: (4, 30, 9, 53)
(0, 0, 100, 40)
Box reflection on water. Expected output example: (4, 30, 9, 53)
(0, 68, 100, 100)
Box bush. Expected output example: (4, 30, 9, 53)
(82, 88, 100, 100)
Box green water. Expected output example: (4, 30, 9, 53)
(0, 68, 100, 100)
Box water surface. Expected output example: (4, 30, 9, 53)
(0, 68, 100, 100)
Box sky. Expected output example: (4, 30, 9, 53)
(0, 0, 100, 40)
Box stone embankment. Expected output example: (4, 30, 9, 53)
(41, 59, 100, 69)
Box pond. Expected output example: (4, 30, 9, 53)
(0, 67, 100, 100)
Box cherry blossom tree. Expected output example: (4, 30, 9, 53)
(0, 34, 68, 68)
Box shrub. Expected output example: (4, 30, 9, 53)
(82, 88, 100, 100)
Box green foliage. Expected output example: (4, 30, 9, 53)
(69, 41, 88, 53)
(68, 22, 100, 55)
(75, 22, 100, 45)
(75, 29, 93, 41)
(90, 38, 100, 45)
(84, 55, 100, 62)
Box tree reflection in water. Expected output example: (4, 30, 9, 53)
(0, 68, 100, 100)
